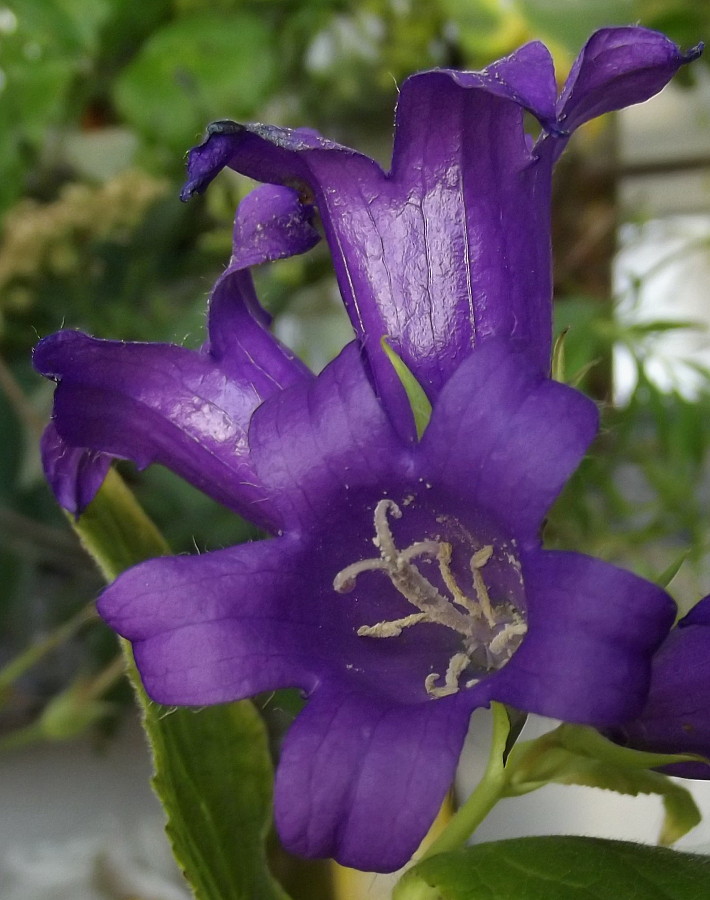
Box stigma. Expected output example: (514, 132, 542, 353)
(333, 499, 527, 699)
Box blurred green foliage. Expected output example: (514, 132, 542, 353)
(0, 0, 709, 745)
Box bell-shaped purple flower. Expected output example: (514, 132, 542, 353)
(34, 27, 698, 872)
(36, 319, 675, 871)
(608, 597, 710, 779)
(181, 26, 700, 436)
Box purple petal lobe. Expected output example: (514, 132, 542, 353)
(611, 595, 710, 778)
(35, 183, 315, 516)
(420, 339, 599, 538)
(678, 594, 710, 628)
(490, 550, 676, 725)
(227, 183, 320, 271)
(204, 266, 312, 390)
(34, 331, 285, 529)
(98, 537, 318, 705)
(181, 73, 559, 426)
(249, 341, 410, 531)
(202, 184, 316, 386)
(545, 27, 702, 161)
(40, 422, 112, 517)
(181, 121, 349, 201)
(274, 684, 471, 872)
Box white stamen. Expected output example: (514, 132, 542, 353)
(333, 499, 527, 699)
(400, 540, 441, 563)
(333, 557, 388, 592)
(437, 543, 478, 616)
(488, 619, 527, 662)
(470, 548, 497, 628)
(472, 545, 494, 568)
(425, 651, 471, 698)
(374, 498, 402, 563)
(357, 612, 428, 638)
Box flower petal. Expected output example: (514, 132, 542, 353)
(34, 331, 285, 528)
(419, 339, 598, 539)
(98, 536, 319, 704)
(204, 267, 312, 390)
(204, 184, 320, 378)
(274, 684, 471, 872)
(544, 27, 703, 162)
(610, 596, 710, 778)
(228, 183, 320, 271)
(181, 49, 562, 426)
(490, 550, 676, 725)
(34, 184, 315, 517)
(40, 422, 112, 517)
(248, 341, 410, 531)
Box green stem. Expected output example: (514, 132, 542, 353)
(0, 601, 97, 696)
(393, 705, 512, 900)
(422, 704, 510, 859)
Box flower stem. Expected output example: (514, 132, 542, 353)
(393, 705, 511, 900)
(0, 601, 97, 697)
(422, 703, 510, 858)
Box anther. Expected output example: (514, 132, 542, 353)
(470, 546, 497, 627)
(333, 558, 388, 593)
(437, 543, 478, 615)
(357, 612, 428, 638)
(333, 498, 527, 700)
(425, 651, 471, 698)
(374, 498, 402, 563)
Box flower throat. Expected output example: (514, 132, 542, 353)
(333, 499, 527, 698)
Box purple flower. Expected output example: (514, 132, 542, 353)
(181, 26, 701, 436)
(33, 28, 697, 872)
(608, 597, 710, 780)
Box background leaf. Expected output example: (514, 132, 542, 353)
(114, 12, 277, 149)
(398, 836, 710, 899)
(519, 0, 636, 53)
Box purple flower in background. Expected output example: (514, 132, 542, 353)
(181, 26, 701, 435)
(608, 597, 710, 779)
(34, 27, 697, 872)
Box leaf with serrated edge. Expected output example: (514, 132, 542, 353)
(72, 470, 290, 900)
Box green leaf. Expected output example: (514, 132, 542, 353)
(71, 470, 290, 900)
(397, 836, 710, 900)
(381, 337, 432, 439)
(114, 12, 277, 149)
(69, 468, 171, 580)
(519, 0, 636, 54)
(146, 700, 289, 900)
(505, 725, 703, 845)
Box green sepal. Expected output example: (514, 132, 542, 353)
(505, 724, 704, 845)
(395, 836, 710, 900)
(551, 327, 568, 383)
(70, 469, 291, 900)
(381, 337, 432, 439)
(655, 549, 689, 590)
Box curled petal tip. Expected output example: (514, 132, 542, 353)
(686, 42, 704, 62)
(207, 118, 244, 136)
